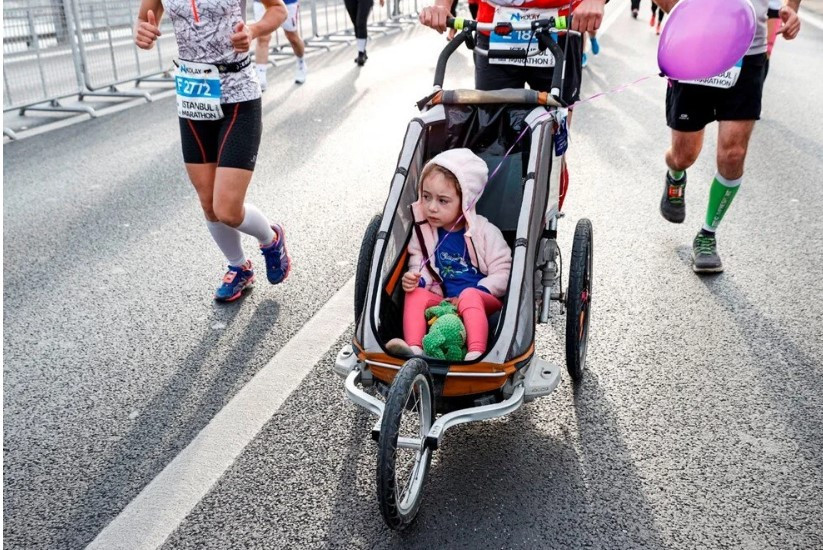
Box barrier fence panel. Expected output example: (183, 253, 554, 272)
(68, 0, 177, 97)
(305, 0, 356, 46)
(3, 0, 420, 126)
(3, 0, 84, 111)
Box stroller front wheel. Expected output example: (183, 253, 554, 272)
(565, 218, 593, 383)
(376, 358, 434, 530)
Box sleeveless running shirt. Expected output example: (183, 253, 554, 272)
(164, 0, 261, 104)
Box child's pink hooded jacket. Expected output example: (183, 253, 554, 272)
(407, 148, 512, 299)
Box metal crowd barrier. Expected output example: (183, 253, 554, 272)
(3, 0, 419, 133)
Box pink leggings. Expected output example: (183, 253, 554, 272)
(403, 287, 503, 353)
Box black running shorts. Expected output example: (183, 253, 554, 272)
(179, 98, 262, 171)
(666, 53, 767, 132)
(474, 33, 582, 104)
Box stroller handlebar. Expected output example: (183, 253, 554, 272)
(446, 16, 576, 35)
(433, 16, 579, 104)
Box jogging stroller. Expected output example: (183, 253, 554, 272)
(333, 15, 594, 530)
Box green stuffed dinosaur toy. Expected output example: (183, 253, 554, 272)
(422, 301, 467, 362)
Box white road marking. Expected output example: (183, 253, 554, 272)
(86, 277, 355, 550)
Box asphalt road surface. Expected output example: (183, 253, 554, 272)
(4, 3, 823, 548)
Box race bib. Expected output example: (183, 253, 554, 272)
(684, 58, 743, 89)
(488, 7, 557, 68)
(175, 60, 224, 120)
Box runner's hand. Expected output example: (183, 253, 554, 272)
(402, 272, 422, 292)
(571, 0, 605, 34)
(135, 9, 161, 50)
(231, 21, 254, 52)
(419, 5, 450, 33)
(776, 6, 800, 40)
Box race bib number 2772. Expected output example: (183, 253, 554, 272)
(175, 60, 224, 121)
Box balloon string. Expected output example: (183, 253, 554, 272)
(417, 71, 661, 286)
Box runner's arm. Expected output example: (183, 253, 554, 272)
(135, 0, 164, 50)
(778, 0, 801, 39)
(252, 0, 288, 38)
(571, 0, 607, 33)
(136, 0, 164, 24)
(652, 0, 677, 13)
(419, 0, 453, 33)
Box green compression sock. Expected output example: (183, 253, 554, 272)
(703, 173, 741, 232)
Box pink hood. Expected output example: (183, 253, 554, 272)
(408, 149, 512, 298)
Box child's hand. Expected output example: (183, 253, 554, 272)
(402, 272, 422, 292)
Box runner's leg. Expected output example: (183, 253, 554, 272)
(702, 120, 754, 232)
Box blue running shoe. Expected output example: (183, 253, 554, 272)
(581, 52, 588, 67)
(260, 224, 291, 284)
(215, 261, 255, 302)
(590, 36, 600, 55)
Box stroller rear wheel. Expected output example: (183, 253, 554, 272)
(565, 218, 593, 383)
(376, 358, 434, 530)
(355, 214, 383, 323)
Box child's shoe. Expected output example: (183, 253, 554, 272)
(214, 260, 255, 302)
(385, 338, 423, 357)
(464, 351, 483, 361)
(260, 224, 291, 284)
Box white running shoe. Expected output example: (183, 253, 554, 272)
(257, 67, 268, 92)
(295, 59, 307, 84)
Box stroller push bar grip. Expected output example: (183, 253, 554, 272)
(446, 16, 573, 34)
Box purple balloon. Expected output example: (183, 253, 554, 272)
(658, 0, 757, 81)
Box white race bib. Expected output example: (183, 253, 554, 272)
(488, 7, 557, 68)
(683, 58, 743, 89)
(175, 60, 224, 121)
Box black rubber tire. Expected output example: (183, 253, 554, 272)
(354, 214, 383, 323)
(565, 218, 593, 383)
(376, 358, 434, 531)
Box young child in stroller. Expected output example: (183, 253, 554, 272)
(386, 148, 513, 362)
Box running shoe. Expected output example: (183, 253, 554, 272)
(590, 36, 600, 55)
(692, 231, 724, 273)
(355, 51, 368, 66)
(295, 58, 307, 84)
(656, 22, 662, 35)
(260, 224, 291, 284)
(660, 170, 687, 223)
(581, 52, 588, 68)
(632, 8, 638, 18)
(214, 260, 255, 302)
